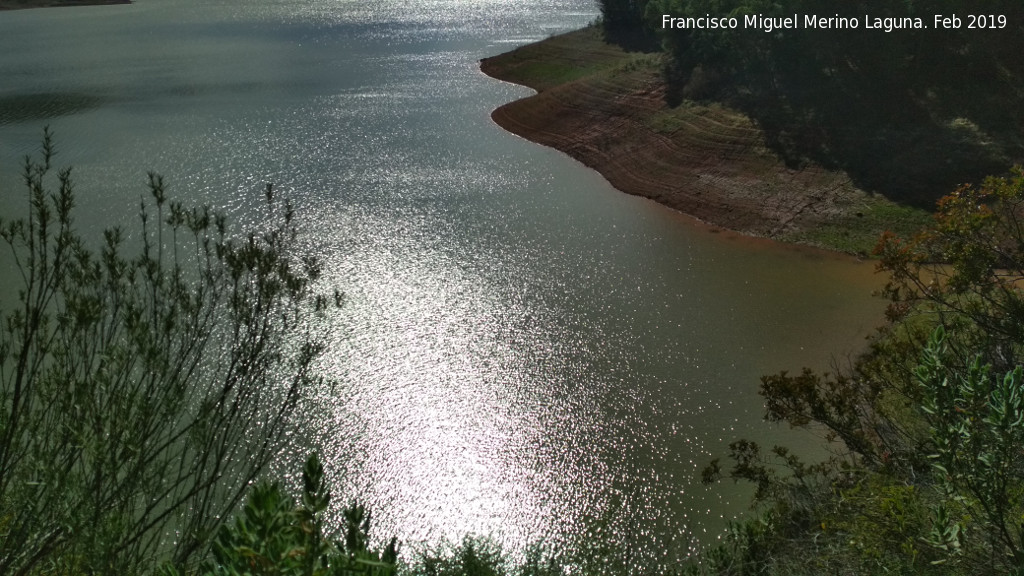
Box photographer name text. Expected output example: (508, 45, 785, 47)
(662, 13, 1008, 33)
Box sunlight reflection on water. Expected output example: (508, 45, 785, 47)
(0, 0, 887, 568)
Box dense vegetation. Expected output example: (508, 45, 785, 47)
(160, 454, 399, 576)
(684, 171, 1024, 574)
(0, 131, 335, 575)
(600, 0, 1024, 208)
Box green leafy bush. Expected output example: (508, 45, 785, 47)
(163, 454, 397, 576)
(0, 130, 333, 574)
(693, 170, 1024, 574)
(917, 327, 1024, 569)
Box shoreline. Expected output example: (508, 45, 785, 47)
(0, 0, 129, 10)
(480, 27, 928, 255)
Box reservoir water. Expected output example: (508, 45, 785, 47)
(0, 0, 886, 568)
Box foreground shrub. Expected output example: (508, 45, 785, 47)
(0, 130, 333, 574)
(694, 169, 1024, 574)
(162, 454, 397, 576)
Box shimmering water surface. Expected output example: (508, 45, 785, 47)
(0, 0, 885, 567)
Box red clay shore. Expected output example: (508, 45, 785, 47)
(480, 27, 920, 254)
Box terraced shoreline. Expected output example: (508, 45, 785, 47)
(481, 27, 928, 255)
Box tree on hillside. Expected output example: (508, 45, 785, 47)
(598, 0, 649, 29)
(693, 169, 1024, 573)
(598, 0, 659, 51)
(648, 0, 1024, 199)
(753, 168, 1024, 479)
(878, 167, 1024, 367)
(0, 130, 336, 575)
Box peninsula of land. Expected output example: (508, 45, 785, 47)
(0, 0, 128, 10)
(481, 26, 1021, 254)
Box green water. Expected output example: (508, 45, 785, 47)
(0, 0, 886, 567)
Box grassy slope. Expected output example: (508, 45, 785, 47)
(481, 27, 931, 255)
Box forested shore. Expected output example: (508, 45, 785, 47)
(484, 0, 1024, 255)
(580, 2, 1024, 573)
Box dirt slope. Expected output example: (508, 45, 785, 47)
(481, 28, 925, 253)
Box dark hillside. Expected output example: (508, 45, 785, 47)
(482, 28, 932, 254)
(649, 0, 1024, 206)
